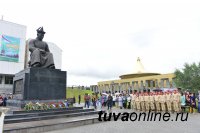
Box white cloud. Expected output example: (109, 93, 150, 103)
(1, 0, 200, 86)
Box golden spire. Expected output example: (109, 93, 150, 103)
(134, 57, 145, 73)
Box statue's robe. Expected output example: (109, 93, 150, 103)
(29, 39, 55, 68)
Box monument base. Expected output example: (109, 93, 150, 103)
(12, 68, 67, 100)
(8, 67, 67, 109)
(7, 99, 66, 109)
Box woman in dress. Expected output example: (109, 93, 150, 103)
(118, 94, 123, 109)
(99, 94, 104, 107)
(180, 92, 186, 112)
(185, 91, 190, 106)
(190, 93, 196, 113)
(115, 95, 119, 108)
(127, 95, 131, 109)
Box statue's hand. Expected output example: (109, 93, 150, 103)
(38, 49, 46, 54)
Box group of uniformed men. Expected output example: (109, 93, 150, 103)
(131, 90, 181, 112)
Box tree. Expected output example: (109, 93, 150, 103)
(174, 62, 200, 92)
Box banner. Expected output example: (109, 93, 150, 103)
(0, 35, 20, 62)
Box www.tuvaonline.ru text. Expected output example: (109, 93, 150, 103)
(98, 111, 188, 122)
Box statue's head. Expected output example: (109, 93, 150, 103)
(36, 27, 46, 41)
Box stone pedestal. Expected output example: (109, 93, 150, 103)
(7, 68, 67, 108)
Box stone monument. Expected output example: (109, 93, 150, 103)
(28, 27, 55, 69)
(7, 27, 67, 108)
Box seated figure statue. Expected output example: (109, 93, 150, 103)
(29, 27, 55, 69)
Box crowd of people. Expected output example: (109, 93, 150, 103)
(0, 94, 9, 107)
(83, 93, 136, 111)
(83, 93, 112, 110)
(131, 90, 195, 113)
(83, 89, 200, 113)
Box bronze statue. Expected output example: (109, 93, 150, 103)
(28, 27, 55, 69)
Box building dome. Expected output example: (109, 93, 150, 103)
(119, 57, 160, 79)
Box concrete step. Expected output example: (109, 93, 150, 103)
(4, 110, 98, 124)
(5, 108, 94, 119)
(4, 112, 105, 133)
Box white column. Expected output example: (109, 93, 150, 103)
(132, 81, 134, 91)
(150, 80, 153, 88)
(166, 79, 170, 88)
(119, 84, 121, 92)
(145, 80, 148, 89)
(161, 80, 164, 88)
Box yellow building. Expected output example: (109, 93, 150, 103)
(97, 57, 175, 93)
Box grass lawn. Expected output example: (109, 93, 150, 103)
(66, 87, 94, 103)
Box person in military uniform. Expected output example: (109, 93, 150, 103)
(160, 92, 166, 112)
(149, 92, 155, 111)
(144, 92, 150, 112)
(135, 93, 140, 111)
(173, 90, 181, 112)
(140, 92, 145, 111)
(177, 90, 182, 112)
(154, 92, 160, 112)
(166, 91, 172, 112)
(131, 92, 136, 110)
(29, 27, 55, 69)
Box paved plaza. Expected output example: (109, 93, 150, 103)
(45, 107, 200, 133)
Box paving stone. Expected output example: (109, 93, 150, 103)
(44, 108, 200, 133)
